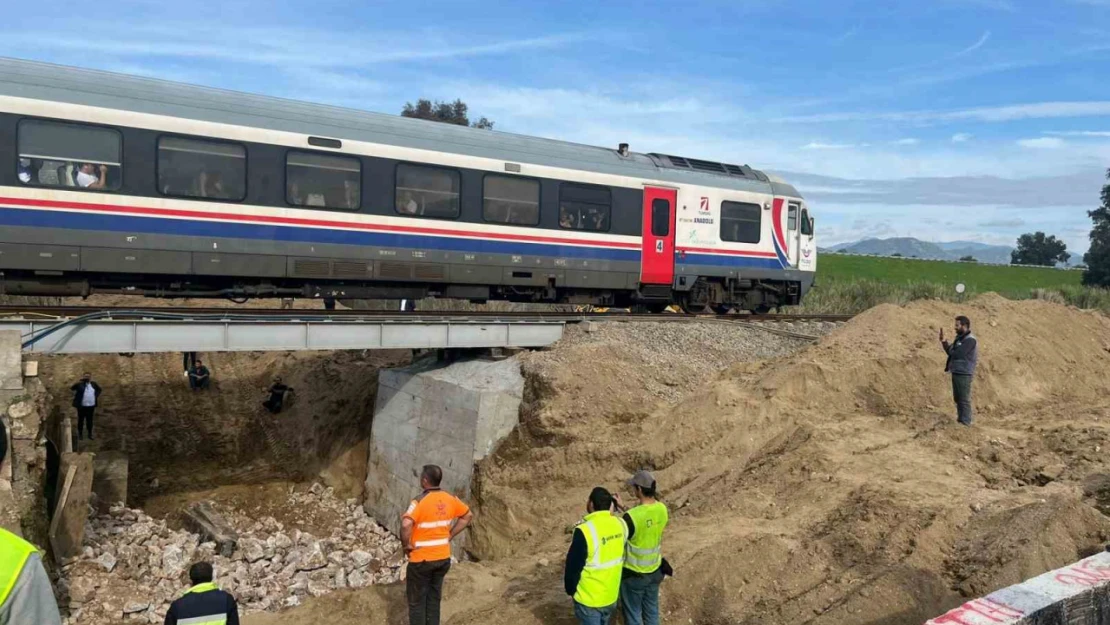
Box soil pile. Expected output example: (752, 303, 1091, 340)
(417, 296, 1109, 625)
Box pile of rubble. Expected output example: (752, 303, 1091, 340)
(60, 484, 404, 624)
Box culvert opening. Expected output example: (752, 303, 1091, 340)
(37, 348, 413, 623)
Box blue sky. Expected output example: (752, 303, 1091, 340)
(3, 0, 1109, 256)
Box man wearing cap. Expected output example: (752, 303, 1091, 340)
(565, 487, 627, 625)
(613, 471, 669, 625)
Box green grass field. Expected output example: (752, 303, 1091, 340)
(795, 253, 1105, 314)
(818, 254, 1082, 294)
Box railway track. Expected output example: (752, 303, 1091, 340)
(0, 305, 852, 325)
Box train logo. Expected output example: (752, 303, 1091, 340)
(699, 197, 710, 213)
(803, 248, 812, 258)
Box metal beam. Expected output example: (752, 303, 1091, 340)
(0, 318, 564, 354)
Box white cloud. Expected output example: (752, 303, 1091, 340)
(775, 101, 1110, 125)
(1017, 137, 1066, 149)
(951, 133, 972, 143)
(1045, 130, 1110, 137)
(954, 31, 992, 57)
(801, 142, 865, 150)
(892, 138, 920, 145)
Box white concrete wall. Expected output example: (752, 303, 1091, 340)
(364, 357, 523, 542)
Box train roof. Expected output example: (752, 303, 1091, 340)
(0, 57, 803, 199)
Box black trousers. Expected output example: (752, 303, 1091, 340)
(76, 406, 95, 438)
(407, 558, 451, 625)
(183, 352, 196, 372)
(952, 374, 973, 425)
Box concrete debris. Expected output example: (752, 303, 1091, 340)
(60, 486, 403, 625)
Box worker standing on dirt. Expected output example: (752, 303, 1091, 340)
(613, 471, 669, 625)
(565, 487, 627, 625)
(164, 562, 240, 625)
(0, 439, 63, 625)
(940, 315, 979, 426)
(401, 464, 473, 625)
(70, 372, 102, 440)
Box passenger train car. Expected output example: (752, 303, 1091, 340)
(0, 58, 816, 312)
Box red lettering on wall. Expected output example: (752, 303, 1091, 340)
(927, 598, 1024, 625)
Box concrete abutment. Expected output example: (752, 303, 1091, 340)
(363, 356, 523, 555)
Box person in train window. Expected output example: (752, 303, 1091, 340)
(18, 158, 32, 183)
(76, 163, 107, 189)
(589, 209, 606, 231)
(289, 181, 304, 206)
(398, 191, 419, 215)
(343, 179, 358, 209)
(195, 170, 226, 199)
(560, 210, 576, 229)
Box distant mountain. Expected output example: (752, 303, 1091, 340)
(829, 237, 1013, 264)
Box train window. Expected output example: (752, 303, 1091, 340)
(801, 208, 813, 236)
(157, 136, 246, 201)
(651, 198, 670, 237)
(395, 163, 460, 218)
(720, 201, 761, 243)
(483, 175, 539, 226)
(559, 183, 611, 232)
(788, 203, 799, 231)
(287, 151, 361, 210)
(17, 119, 121, 191)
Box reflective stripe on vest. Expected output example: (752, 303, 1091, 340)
(0, 528, 37, 612)
(573, 511, 627, 608)
(177, 616, 227, 625)
(624, 501, 668, 573)
(177, 583, 228, 625)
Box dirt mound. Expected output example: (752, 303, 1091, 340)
(458, 298, 1110, 625)
(762, 294, 1110, 417)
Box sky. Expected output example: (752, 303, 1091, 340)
(2, 0, 1109, 256)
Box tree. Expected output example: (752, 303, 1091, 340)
(1083, 169, 1110, 287)
(401, 98, 495, 130)
(1011, 231, 1070, 266)
(959, 255, 977, 262)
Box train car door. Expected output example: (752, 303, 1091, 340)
(640, 186, 677, 284)
(787, 201, 801, 266)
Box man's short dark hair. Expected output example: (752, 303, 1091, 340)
(588, 487, 613, 512)
(421, 464, 443, 487)
(956, 315, 971, 329)
(189, 562, 213, 585)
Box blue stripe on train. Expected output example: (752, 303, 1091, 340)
(0, 206, 792, 269)
(0, 206, 641, 261)
(677, 253, 784, 270)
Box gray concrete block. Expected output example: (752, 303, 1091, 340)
(925, 551, 1110, 624)
(365, 356, 524, 541)
(0, 331, 21, 391)
(184, 501, 239, 557)
(50, 452, 94, 563)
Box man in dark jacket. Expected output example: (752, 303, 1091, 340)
(940, 315, 978, 426)
(262, 377, 292, 414)
(188, 360, 211, 391)
(164, 562, 239, 625)
(70, 373, 102, 440)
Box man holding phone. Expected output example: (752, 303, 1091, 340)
(940, 315, 978, 426)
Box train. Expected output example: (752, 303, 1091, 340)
(0, 58, 816, 312)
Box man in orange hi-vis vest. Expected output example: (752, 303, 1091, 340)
(400, 464, 473, 625)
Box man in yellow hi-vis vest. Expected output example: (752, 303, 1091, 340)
(0, 528, 62, 625)
(564, 487, 627, 625)
(613, 471, 669, 625)
(1, 430, 62, 625)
